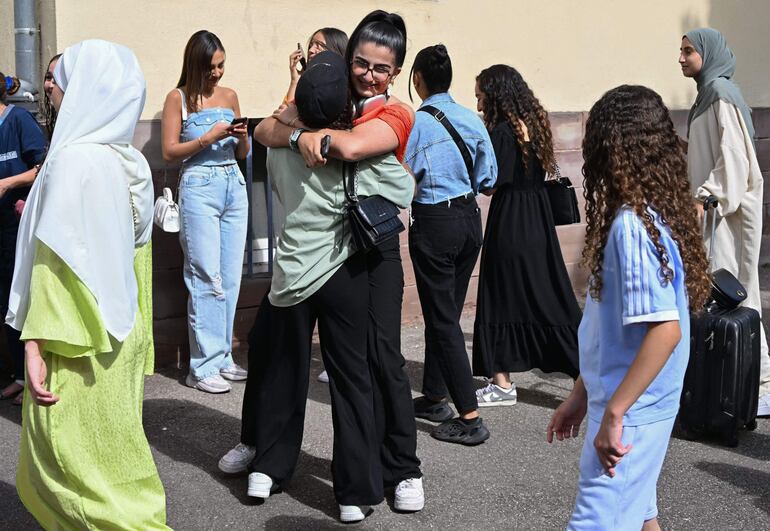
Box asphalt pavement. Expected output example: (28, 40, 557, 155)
(2, 274, 770, 530)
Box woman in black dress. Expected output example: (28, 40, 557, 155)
(472, 65, 580, 406)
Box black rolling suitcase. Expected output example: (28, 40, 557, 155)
(679, 196, 760, 447)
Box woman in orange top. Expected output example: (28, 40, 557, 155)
(257, 9, 424, 515)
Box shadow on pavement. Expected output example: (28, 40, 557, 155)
(0, 399, 22, 426)
(695, 461, 770, 515)
(143, 399, 338, 518)
(671, 421, 770, 461)
(0, 481, 38, 529)
(263, 515, 346, 530)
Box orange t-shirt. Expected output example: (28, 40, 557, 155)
(352, 104, 414, 162)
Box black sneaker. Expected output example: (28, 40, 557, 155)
(430, 417, 490, 446)
(413, 396, 454, 423)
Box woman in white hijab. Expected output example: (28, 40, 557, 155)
(680, 28, 770, 417)
(8, 40, 169, 529)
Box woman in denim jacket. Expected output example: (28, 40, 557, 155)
(405, 44, 498, 446)
(161, 30, 250, 394)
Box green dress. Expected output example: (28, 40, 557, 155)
(16, 241, 169, 530)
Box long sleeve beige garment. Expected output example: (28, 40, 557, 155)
(687, 99, 770, 395)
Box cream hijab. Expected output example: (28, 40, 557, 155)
(7, 40, 153, 341)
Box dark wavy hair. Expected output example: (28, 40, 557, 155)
(312, 27, 348, 57)
(176, 30, 225, 113)
(582, 84, 710, 309)
(409, 44, 452, 102)
(0, 71, 6, 104)
(42, 53, 62, 138)
(476, 64, 555, 174)
(346, 10, 407, 68)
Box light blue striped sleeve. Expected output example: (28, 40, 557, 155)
(617, 212, 679, 326)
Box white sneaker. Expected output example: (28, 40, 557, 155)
(218, 443, 256, 474)
(220, 363, 248, 381)
(758, 393, 770, 417)
(476, 382, 517, 407)
(247, 472, 276, 498)
(185, 373, 231, 394)
(394, 477, 424, 512)
(317, 370, 329, 383)
(339, 504, 370, 523)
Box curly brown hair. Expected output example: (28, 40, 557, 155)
(581, 85, 710, 309)
(476, 64, 556, 174)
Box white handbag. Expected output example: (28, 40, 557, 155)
(153, 187, 180, 233)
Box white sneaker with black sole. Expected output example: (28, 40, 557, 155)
(220, 363, 248, 381)
(218, 443, 256, 474)
(185, 373, 231, 394)
(476, 382, 517, 407)
(394, 477, 424, 512)
(339, 505, 370, 523)
(247, 472, 277, 498)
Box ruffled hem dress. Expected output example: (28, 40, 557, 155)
(472, 122, 581, 378)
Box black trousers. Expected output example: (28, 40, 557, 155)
(365, 237, 422, 487)
(408, 196, 482, 414)
(0, 212, 23, 381)
(240, 254, 383, 505)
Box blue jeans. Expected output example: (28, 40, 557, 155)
(179, 164, 248, 380)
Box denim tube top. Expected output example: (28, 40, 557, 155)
(181, 107, 239, 167)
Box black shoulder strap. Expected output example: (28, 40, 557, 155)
(418, 105, 474, 180)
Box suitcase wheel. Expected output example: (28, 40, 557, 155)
(746, 420, 757, 431)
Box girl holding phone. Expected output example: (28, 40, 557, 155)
(284, 27, 348, 105)
(161, 30, 250, 394)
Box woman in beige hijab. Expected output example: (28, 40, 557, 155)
(680, 28, 770, 416)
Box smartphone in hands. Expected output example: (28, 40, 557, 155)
(230, 117, 248, 127)
(321, 135, 331, 157)
(297, 43, 307, 71)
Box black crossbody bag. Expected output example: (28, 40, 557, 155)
(418, 105, 474, 181)
(343, 161, 405, 252)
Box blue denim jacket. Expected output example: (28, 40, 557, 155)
(405, 93, 497, 204)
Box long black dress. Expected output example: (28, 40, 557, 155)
(472, 122, 580, 378)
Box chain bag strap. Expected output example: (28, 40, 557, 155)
(342, 161, 404, 252)
(543, 160, 580, 225)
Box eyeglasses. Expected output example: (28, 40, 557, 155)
(350, 58, 393, 82)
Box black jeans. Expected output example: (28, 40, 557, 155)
(240, 253, 383, 505)
(0, 211, 23, 381)
(409, 196, 482, 414)
(366, 237, 422, 486)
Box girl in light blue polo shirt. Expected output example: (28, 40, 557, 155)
(547, 85, 711, 530)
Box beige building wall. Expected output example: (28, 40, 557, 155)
(41, 0, 770, 119)
(1, 0, 57, 85)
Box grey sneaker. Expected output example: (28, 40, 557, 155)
(185, 373, 231, 394)
(218, 443, 256, 474)
(220, 363, 248, 381)
(476, 383, 517, 407)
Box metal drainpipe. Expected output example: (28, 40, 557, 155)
(14, 0, 40, 91)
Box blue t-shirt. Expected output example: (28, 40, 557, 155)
(0, 105, 46, 211)
(580, 207, 690, 426)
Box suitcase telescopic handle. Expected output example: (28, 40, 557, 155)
(702, 195, 718, 264)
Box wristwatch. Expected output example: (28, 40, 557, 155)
(289, 128, 307, 153)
